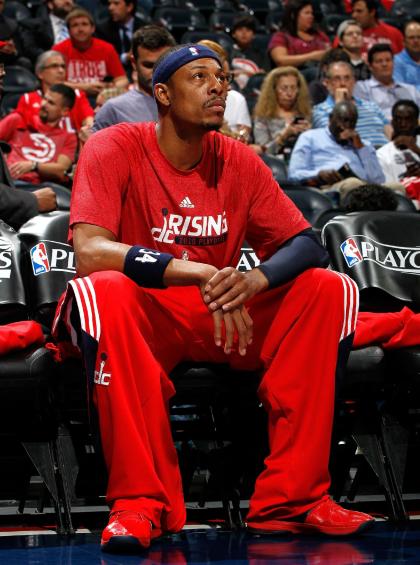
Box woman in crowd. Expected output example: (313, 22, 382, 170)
(268, 0, 330, 75)
(253, 66, 312, 157)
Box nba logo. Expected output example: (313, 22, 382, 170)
(340, 238, 363, 267)
(189, 47, 199, 56)
(30, 243, 50, 275)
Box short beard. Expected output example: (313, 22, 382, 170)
(204, 122, 222, 131)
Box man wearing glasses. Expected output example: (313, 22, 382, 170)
(15, 50, 93, 133)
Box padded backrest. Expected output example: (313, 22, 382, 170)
(18, 212, 75, 328)
(3, 1, 31, 21)
(322, 211, 420, 311)
(284, 187, 334, 225)
(260, 154, 288, 183)
(0, 221, 27, 323)
(2, 66, 38, 94)
(155, 7, 206, 28)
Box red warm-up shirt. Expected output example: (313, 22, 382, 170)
(53, 38, 125, 83)
(70, 122, 309, 267)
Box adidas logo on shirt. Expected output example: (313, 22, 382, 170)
(179, 196, 194, 208)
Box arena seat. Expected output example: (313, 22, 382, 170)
(322, 211, 420, 521)
(3, 0, 31, 21)
(0, 217, 75, 533)
(154, 7, 207, 40)
(209, 9, 239, 32)
(264, 9, 282, 32)
(181, 30, 234, 55)
(2, 66, 38, 95)
(0, 92, 23, 116)
(284, 187, 335, 225)
(242, 71, 265, 113)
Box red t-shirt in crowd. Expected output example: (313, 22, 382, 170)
(268, 30, 330, 55)
(0, 113, 77, 183)
(16, 89, 94, 132)
(71, 122, 309, 266)
(333, 20, 403, 54)
(53, 38, 125, 83)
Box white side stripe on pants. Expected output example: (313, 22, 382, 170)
(69, 276, 101, 342)
(336, 272, 359, 341)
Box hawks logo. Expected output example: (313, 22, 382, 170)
(340, 238, 362, 267)
(22, 133, 56, 163)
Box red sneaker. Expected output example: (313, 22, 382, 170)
(101, 510, 162, 553)
(247, 498, 375, 536)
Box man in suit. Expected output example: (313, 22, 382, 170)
(20, 0, 74, 65)
(96, 0, 144, 76)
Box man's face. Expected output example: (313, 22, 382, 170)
(48, 0, 74, 18)
(351, 1, 375, 29)
(68, 16, 95, 43)
(370, 50, 394, 83)
(163, 58, 228, 131)
(232, 26, 255, 48)
(108, 0, 133, 23)
(325, 63, 355, 98)
(405, 22, 420, 57)
(329, 107, 358, 143)
(340, 24, 363, 51)
(38, 55, 66, 87)
(134, 46, 171, 94)
(39, 90, 68, 123)
(392, 105, 418, 136)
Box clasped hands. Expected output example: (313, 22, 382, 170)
(200, 267, 268, 357)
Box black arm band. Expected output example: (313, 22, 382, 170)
(124, 245, 174, 289)
(257, 229, 330, 289)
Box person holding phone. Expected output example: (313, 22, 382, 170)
(377, 100, 420, 200)
(289, 100, 386, 200)
(253, 67, 311, 157)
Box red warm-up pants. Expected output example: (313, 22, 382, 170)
(56, 267, 358, 532)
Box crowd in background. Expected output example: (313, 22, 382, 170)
(0, 0, 420, 226)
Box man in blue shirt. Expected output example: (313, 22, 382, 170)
(312, 61, 390, 147)
(394, 21, 420, 93)
(289, 101, 385, 200)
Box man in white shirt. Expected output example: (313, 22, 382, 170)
(377, 100, 420, 190)
(354, 43, 420, 120)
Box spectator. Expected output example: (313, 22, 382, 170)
(53, 8, 128, 97)
(16, 50, 94, 134)
(92, 25, 175, 132)
(198, 40, 252, 140)
(96, 0, 144, 74)
(288, 101, 385, 200)
(353, 43, 420, 120)
(343, 184, 398, 211)
(79, 86, 126, 145)
(350, 0, 403, 54)
(253, 66, 311, 157)
(376, 100, 420, 199)
(230, 16, 268, 89)
(336, 20, 370, 80)
(309, 48, 352, 105)
(0, 84, 77, 185)
(394, 21, 420, 92)
(0, 65, 56, 228)
(0, 0, 31, 68)
(268, 0, 330, 75)
(19, 0, 74, 64)
(312, 60, 390, 146)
